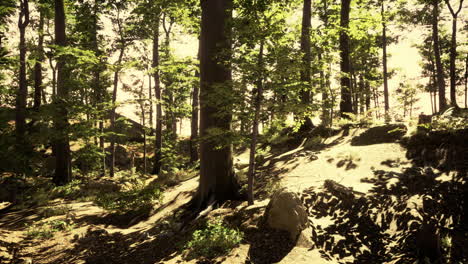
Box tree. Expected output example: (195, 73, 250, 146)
(339, 0, 353, 116)
(432, 0, 447, 111)
(109, 2, 130, 178)
(193, 0, 239, 210)
(53, 0, 72, 185)
(16, 0, 30, 147)
(299, 0, 314, 129)
(190, 43, 200, 163)
(152, 10, 163, 175)
(443, 0, 463, 106)
(33, 2, 45, 111)
(381, 0, 389, 121)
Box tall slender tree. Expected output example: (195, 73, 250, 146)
(190, 42, 200, 163)
(299, 0, 314, 129)
(339, 0, 353, 116)
(152, 13, 163, 175)
(109, 6, 129, 177)
(16, 0, 30, 146)
(53, 0, 72, 185)
(432, 0, 447, 111)
(381, 0, 390, 121)
(443, 0, 463, 106)
(33, 5, 45, 111)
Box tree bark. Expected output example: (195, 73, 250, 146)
(432, 0, 447, 111)
(339, 0, 353, 117)
(152, 19, 163, 175)
(300, 0, 313, 130)
(109, 46, 125, 178)
(33, 9, 44, 111)
(109, 9, 126, 178)
(190, 40, 201, 163)
(193, 0, 239, 210)
(381, 0, 390, 121)
(465, 55, 467, 108)
(16, 0, 30, 147)
(443, 0, 463, 107)
(247, 40, 264, 206)
(53, 0, 72, 185)
(91, 0, 105, 176)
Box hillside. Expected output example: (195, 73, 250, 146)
(1, 124, 466, 264)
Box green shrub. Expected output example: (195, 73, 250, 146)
(39, 205, 72, 218)
(25, 219, 75, 239)
(51, 179, 83, 199)
(185, 218, 243, 259)
(94, 181, 163, 214)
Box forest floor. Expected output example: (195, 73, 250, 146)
(0, 125, 467, 264)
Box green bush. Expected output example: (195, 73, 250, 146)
(185, 218, 243, 259)
(94, 181, 163, 214)
(51, 179, 83, 199)
(25, 219, 75, 239)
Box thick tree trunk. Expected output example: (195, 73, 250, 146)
(53, 0, 72, 185)
(152, 21, 163, 175)
(432, 0, 447, 111)
(381, 1, 390, 121)
(190, 40, 201, 163)
(193, 0, 239, 210)
(300, 0, 313, 130)
(339, 0, 353, 117)
(16, 0, 30, 147)
(33, 10, 44, 111)
(247, 40, 264, 206)
(444, 0, 463, 106)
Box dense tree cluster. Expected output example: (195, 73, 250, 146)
(0, 0, 466, 207)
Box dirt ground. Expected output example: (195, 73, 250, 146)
(1, 126, 467, 264)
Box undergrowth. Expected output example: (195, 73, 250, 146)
(185, 217, 244, 259)
(25, 218, 75, 239)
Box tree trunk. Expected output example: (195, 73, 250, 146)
(432, 0, 447, 111)
(193, 0, 239, 210)
(190, 40, 201, 163)
(152, 20, 163, 175)
(33, 9, 44, 111)
(381, 1, 390, 121)
(53, 0, 72, 185)
(140, 88, 147, 174)
(465, 55, 467, 108)
(148, 73, 153, 135)
(109, 46, 125, 177)
(444, 0, 463, 106)
(91, 0, 105, 176)
(300, 0, 313, 130)
(339, 0, 353, 117)
(16, 0, 30, 147)
(247, 40, 264, 206)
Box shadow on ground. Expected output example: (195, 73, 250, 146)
(300, 128, 468, 264)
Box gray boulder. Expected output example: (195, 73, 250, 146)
(263, 189, 308, 240)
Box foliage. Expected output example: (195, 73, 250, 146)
(25, 218, 75, 240)
(94, 180, 163, 214)
(38, 205, 73, 218)
(185, 217, 243, 259)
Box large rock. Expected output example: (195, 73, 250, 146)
(263, 189, 308, 240)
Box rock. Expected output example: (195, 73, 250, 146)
(295, 228, 313, 248)
(263, 189, 308, 241)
